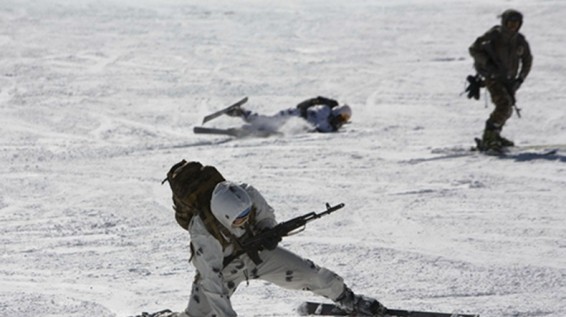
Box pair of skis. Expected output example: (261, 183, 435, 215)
(299, 301, 479, 317)
(201, 97, 248, 124)
(132, 303, 479, 317)
(194, 97, 263, 137)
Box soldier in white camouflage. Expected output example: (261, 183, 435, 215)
(227, 96, 352, 133)
(154, 161, 385, 317)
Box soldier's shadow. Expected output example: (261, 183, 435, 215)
(500, 152, 566, 162)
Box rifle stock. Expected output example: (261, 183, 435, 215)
(223, 203, 345, 266)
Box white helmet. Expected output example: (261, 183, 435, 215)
(332, 105, 352, 121)
(210, 181, 253, 228)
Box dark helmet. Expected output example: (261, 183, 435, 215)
(500, 9, 523, 28)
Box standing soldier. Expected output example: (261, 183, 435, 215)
(469, 9, 533, 151)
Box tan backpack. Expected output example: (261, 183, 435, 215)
(162, 160, 225, 231)
(163, 160, 257, 263)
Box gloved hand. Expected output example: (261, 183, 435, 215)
(465, 75, 483, 100)
(513, 78, 524, 92)
(259, 229, 281, 251)
(153, 310, 188, 317)
(137, 309, 174, 317)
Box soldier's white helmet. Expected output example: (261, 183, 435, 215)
(211, 181, 252, 228)
(332, 104, 352, 125)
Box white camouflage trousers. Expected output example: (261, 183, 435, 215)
(185, 246, 346, 317)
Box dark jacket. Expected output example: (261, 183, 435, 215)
(469, 25, 532, 81)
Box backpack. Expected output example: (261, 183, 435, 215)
(162, 160, 225, 231)
(296, 96, 339, 118)
(163, 160, 258, 265)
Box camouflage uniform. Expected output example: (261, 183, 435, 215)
(161, 162, 385, 317)
(469, 9, 533, 149)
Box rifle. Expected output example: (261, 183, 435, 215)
(223, 202, 345, 267)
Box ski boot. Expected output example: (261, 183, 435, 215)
(335, 287, 386, 317)
(225, 105, 247, 117)
(497, 134, 515, 147)
(478, 129, 503, 153)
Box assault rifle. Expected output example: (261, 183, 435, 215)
(223, 202, 345, 267)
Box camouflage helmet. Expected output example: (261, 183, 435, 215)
(500, 9, 523, 29)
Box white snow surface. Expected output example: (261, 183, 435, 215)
(1, 0, 565, 316)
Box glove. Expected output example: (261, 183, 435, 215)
(513, 78, 524, 92)
(465, 75, 483, 100)
(137, 309, 174, 317)
(153, 311, 185, 317)
(259, 229, 281, 251)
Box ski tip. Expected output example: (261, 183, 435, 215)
(202, 116, 213, 124)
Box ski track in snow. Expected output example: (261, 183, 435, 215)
(1, 0, 565, 316)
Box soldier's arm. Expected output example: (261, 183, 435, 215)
(469, 28, 500, 76)
(518, 36, 533, 81)
(469, 34, 491, 66)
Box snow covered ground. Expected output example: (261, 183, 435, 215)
(1, 0, 565, 316)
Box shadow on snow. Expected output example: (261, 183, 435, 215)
(499, 151, 566, 162)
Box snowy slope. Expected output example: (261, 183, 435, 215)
(1, 0, 565, 316)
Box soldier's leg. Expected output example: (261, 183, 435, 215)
(486, 80, 514, 126)
(185, 260, 266, 316)
(482, 80, 515, 148)
(184, 277, 238, 317)
(238, 110, 294, 131)
(253, 247, 345, 300)
(252, 247, 385, 316)
(184, 282, 214, 317)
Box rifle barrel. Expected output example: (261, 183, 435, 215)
(223, 202, 345, 267)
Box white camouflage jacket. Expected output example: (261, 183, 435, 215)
(187, 183, 277, 316)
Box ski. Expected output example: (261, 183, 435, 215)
(194, 126, 243, 137)
(298, 302, 479, 317)
(202, 97, 248, 124)
(472, 138, 561, 157)
(193, 126, 281, 138)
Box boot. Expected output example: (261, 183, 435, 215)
(497, 134, 515, 147)
(225, 106, 246, 117)
(335, 287, 386, 317)
(480, 129, 503, 152)
(480, 119, 507, 152)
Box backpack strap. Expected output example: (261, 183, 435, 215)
(296, 96, 339, 118)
